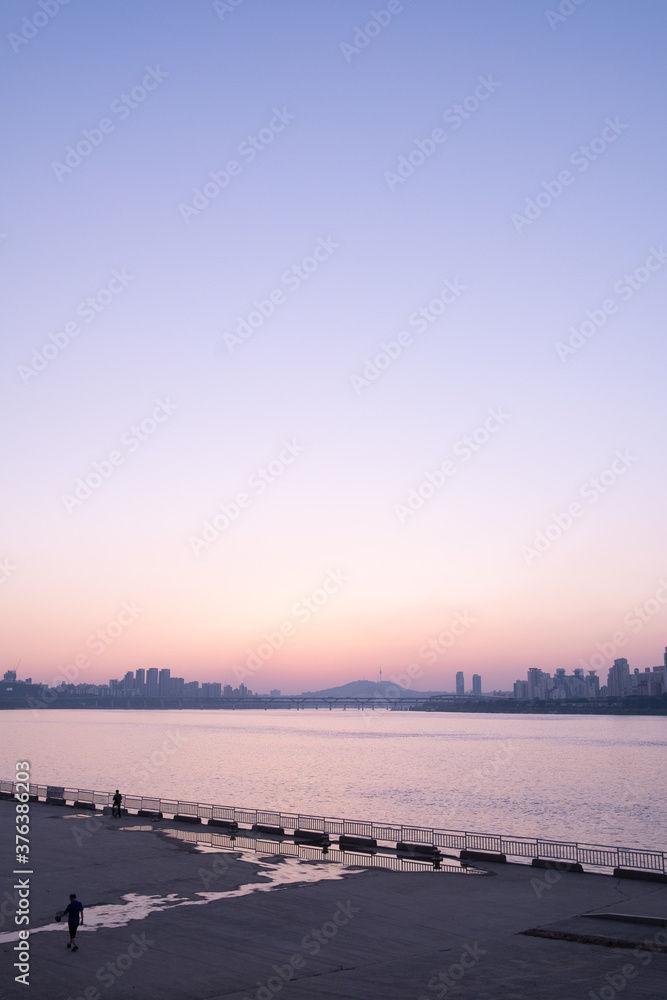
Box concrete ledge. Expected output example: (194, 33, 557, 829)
(74, 800, 96, 810)
(45, 797, 67, 806)
(137, 809, 163, 819)
(28, 795, 40, 802)
(252, 823, 285, 836)
(397, 841, 440, 857)
(207, 818, 238, 831)
(523, 927, 667, 952)
(532, 859, 584, 873)
(102, 806, 128, 816)
(613, 867, 667, 884)
(0, 792, 15, 800)
(339, 834, 377, 850)
(584, 912, 667, 927)
(174, 814, 202, 824)
(460, 849, 507, 863)
(294, 829, 330, 845)
(522, 927, 640, 949)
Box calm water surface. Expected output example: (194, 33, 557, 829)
(1, 709, 665, 849)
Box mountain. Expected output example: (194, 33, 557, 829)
(300, 679, 445, 697)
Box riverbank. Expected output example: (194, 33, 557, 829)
(413, 695, 667, 715)
(1, 801, 666, 999)
(2, 694, 666, 715)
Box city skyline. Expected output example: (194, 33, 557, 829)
(4, 626, 667, 694)
(5, 642, 667, 700)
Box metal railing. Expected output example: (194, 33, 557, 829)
(2, 778, 664, 875)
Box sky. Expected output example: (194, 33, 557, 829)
(2, 0, 666, 694)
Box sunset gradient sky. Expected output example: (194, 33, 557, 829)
(2, 0, 666, 692)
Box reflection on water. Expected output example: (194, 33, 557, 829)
(61, 813, 105, 819)
(0, 818, 485, 946)
(162, 825, 481, 875)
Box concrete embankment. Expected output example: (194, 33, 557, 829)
(1, 801, 666, 999)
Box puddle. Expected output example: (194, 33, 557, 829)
(0, 820, 482, 946)
(0, 855, 363, 944)
(60, 813, 104, 819)
(162, 826, 481, 877)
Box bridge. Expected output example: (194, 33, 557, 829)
(0, 692, 467, 710)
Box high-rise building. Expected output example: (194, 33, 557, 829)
(202, 682, 222, 698)
(527, 667, 550, 700)
(3, 670, 16, 682)
(135, 668, 145, 691)
(168, 676, 184, 696)
(455, 671, 464, 696)
(158, 669, 170, 696)
(651, 665, 667, 695)
(586, 671, 600, 698)
(472, 674, 482, 696)
(146, 668, 158, 697)
(607, 658, 630, 697)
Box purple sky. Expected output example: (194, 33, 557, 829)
(2, 0, 666, 692)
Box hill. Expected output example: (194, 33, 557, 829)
(300, 679, 446, 697)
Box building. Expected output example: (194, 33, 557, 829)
(527, 667, 550, 700)
(631, 667, 666, 697)
(585, 670, 600, 697)
(551, 668, 599, 699)
(202, 682, 222, 698)
(607, 658, 631, 698)
(512, 647, 667, 701)
(513, 666, 599, 700)
(455, 671, 464, 696)
(270, 689, 281, 697)
(652, 664, 667, 694)
(158, 669, 171, 696)
(472, 674, 482, 696)
(135, 668, 145, 692)
(146, 668, 158, 698)
(168, 676, 185, 696)
(3, 670, 16, 682)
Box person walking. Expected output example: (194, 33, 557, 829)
(61, 893, 84, 951)
(112, 789, 123, 818)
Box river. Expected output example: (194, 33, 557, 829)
(1, 709, 665, 849)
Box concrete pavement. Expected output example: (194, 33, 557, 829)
(1, 801, 665, 999)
